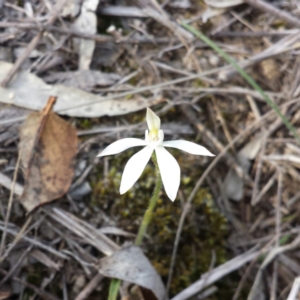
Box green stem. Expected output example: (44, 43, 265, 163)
(108, 279, 121, 300)
(107, 156, 162, 299)
(181, 22, 300, 145)
(135, 158, 162, 246)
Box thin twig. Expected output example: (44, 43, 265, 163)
(232, 232, 286, 300)
(287, 277, 300, 300)
(171, 248, 260, 300)
(270, 170, 283, 300)
(0, 222, 68, 259)
(180, 105, 253, 184)
(0, 245, 33, 285)
(0, 215, 33, 263)
(246, 94, 267, 206)
(0, 269, 60, 300)
(219, 32, 300, 80)
(74, 273, 104, 300)
(1, 0, 66, 87)
(0, 149, 22, 257)
(212, 30, 300, 38)
(244, 0, 300, 27)
(166, 201, 191, 295)
(248, 234, 300, 300)
(211, 96, 236, 153)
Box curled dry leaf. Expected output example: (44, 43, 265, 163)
(19, 96, 78, 213)
(201, 6, 226, 23)
(223, 153, 251, 201)
(99, 246, 166, 300)
(204, 0, 243, 8)
(72, 0, 98, 70)
(223, 135, 263, 201)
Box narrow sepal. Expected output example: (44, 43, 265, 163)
(146, 108, 161, 131)
(155, 146, 180, 201)
(162, 140, 215, 156)
(97, 138, 147, 157)
(120, 146, 153, 194)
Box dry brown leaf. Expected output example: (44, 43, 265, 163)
(19, 96, 78, 213)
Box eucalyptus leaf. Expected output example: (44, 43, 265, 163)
(99, 246, 166, 300)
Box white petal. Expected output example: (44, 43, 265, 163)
(155, 146, 180, 201)
(146, 108, 161, 131)
(120, 146, 153, 194)
(97, 138, 147, 157)
(162, 140, 215, 156)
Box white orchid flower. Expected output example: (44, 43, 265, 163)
(97, 108, 214, 201)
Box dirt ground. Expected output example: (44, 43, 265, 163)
(1, 0, 300, 299)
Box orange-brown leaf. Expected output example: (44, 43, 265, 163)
(19, 96, 78, 213)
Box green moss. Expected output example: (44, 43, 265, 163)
(191, 79, 207, 88)
(77, 118, 93, 130)
(91, 149, 229, 296)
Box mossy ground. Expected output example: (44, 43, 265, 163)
(91, 146, 229, 297)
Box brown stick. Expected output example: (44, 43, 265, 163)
(244, 0, 300, 27)
(74, 273, 104, 300)
(0, 149, 22, 257)
(212, 30, 299, 38)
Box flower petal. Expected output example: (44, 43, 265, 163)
(155, 146, 180, 201)
(120, 146, 153, 194)
(162, 140, 215, 156)
(97, 138, 147, 157)
(146, 108, 160, 131)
